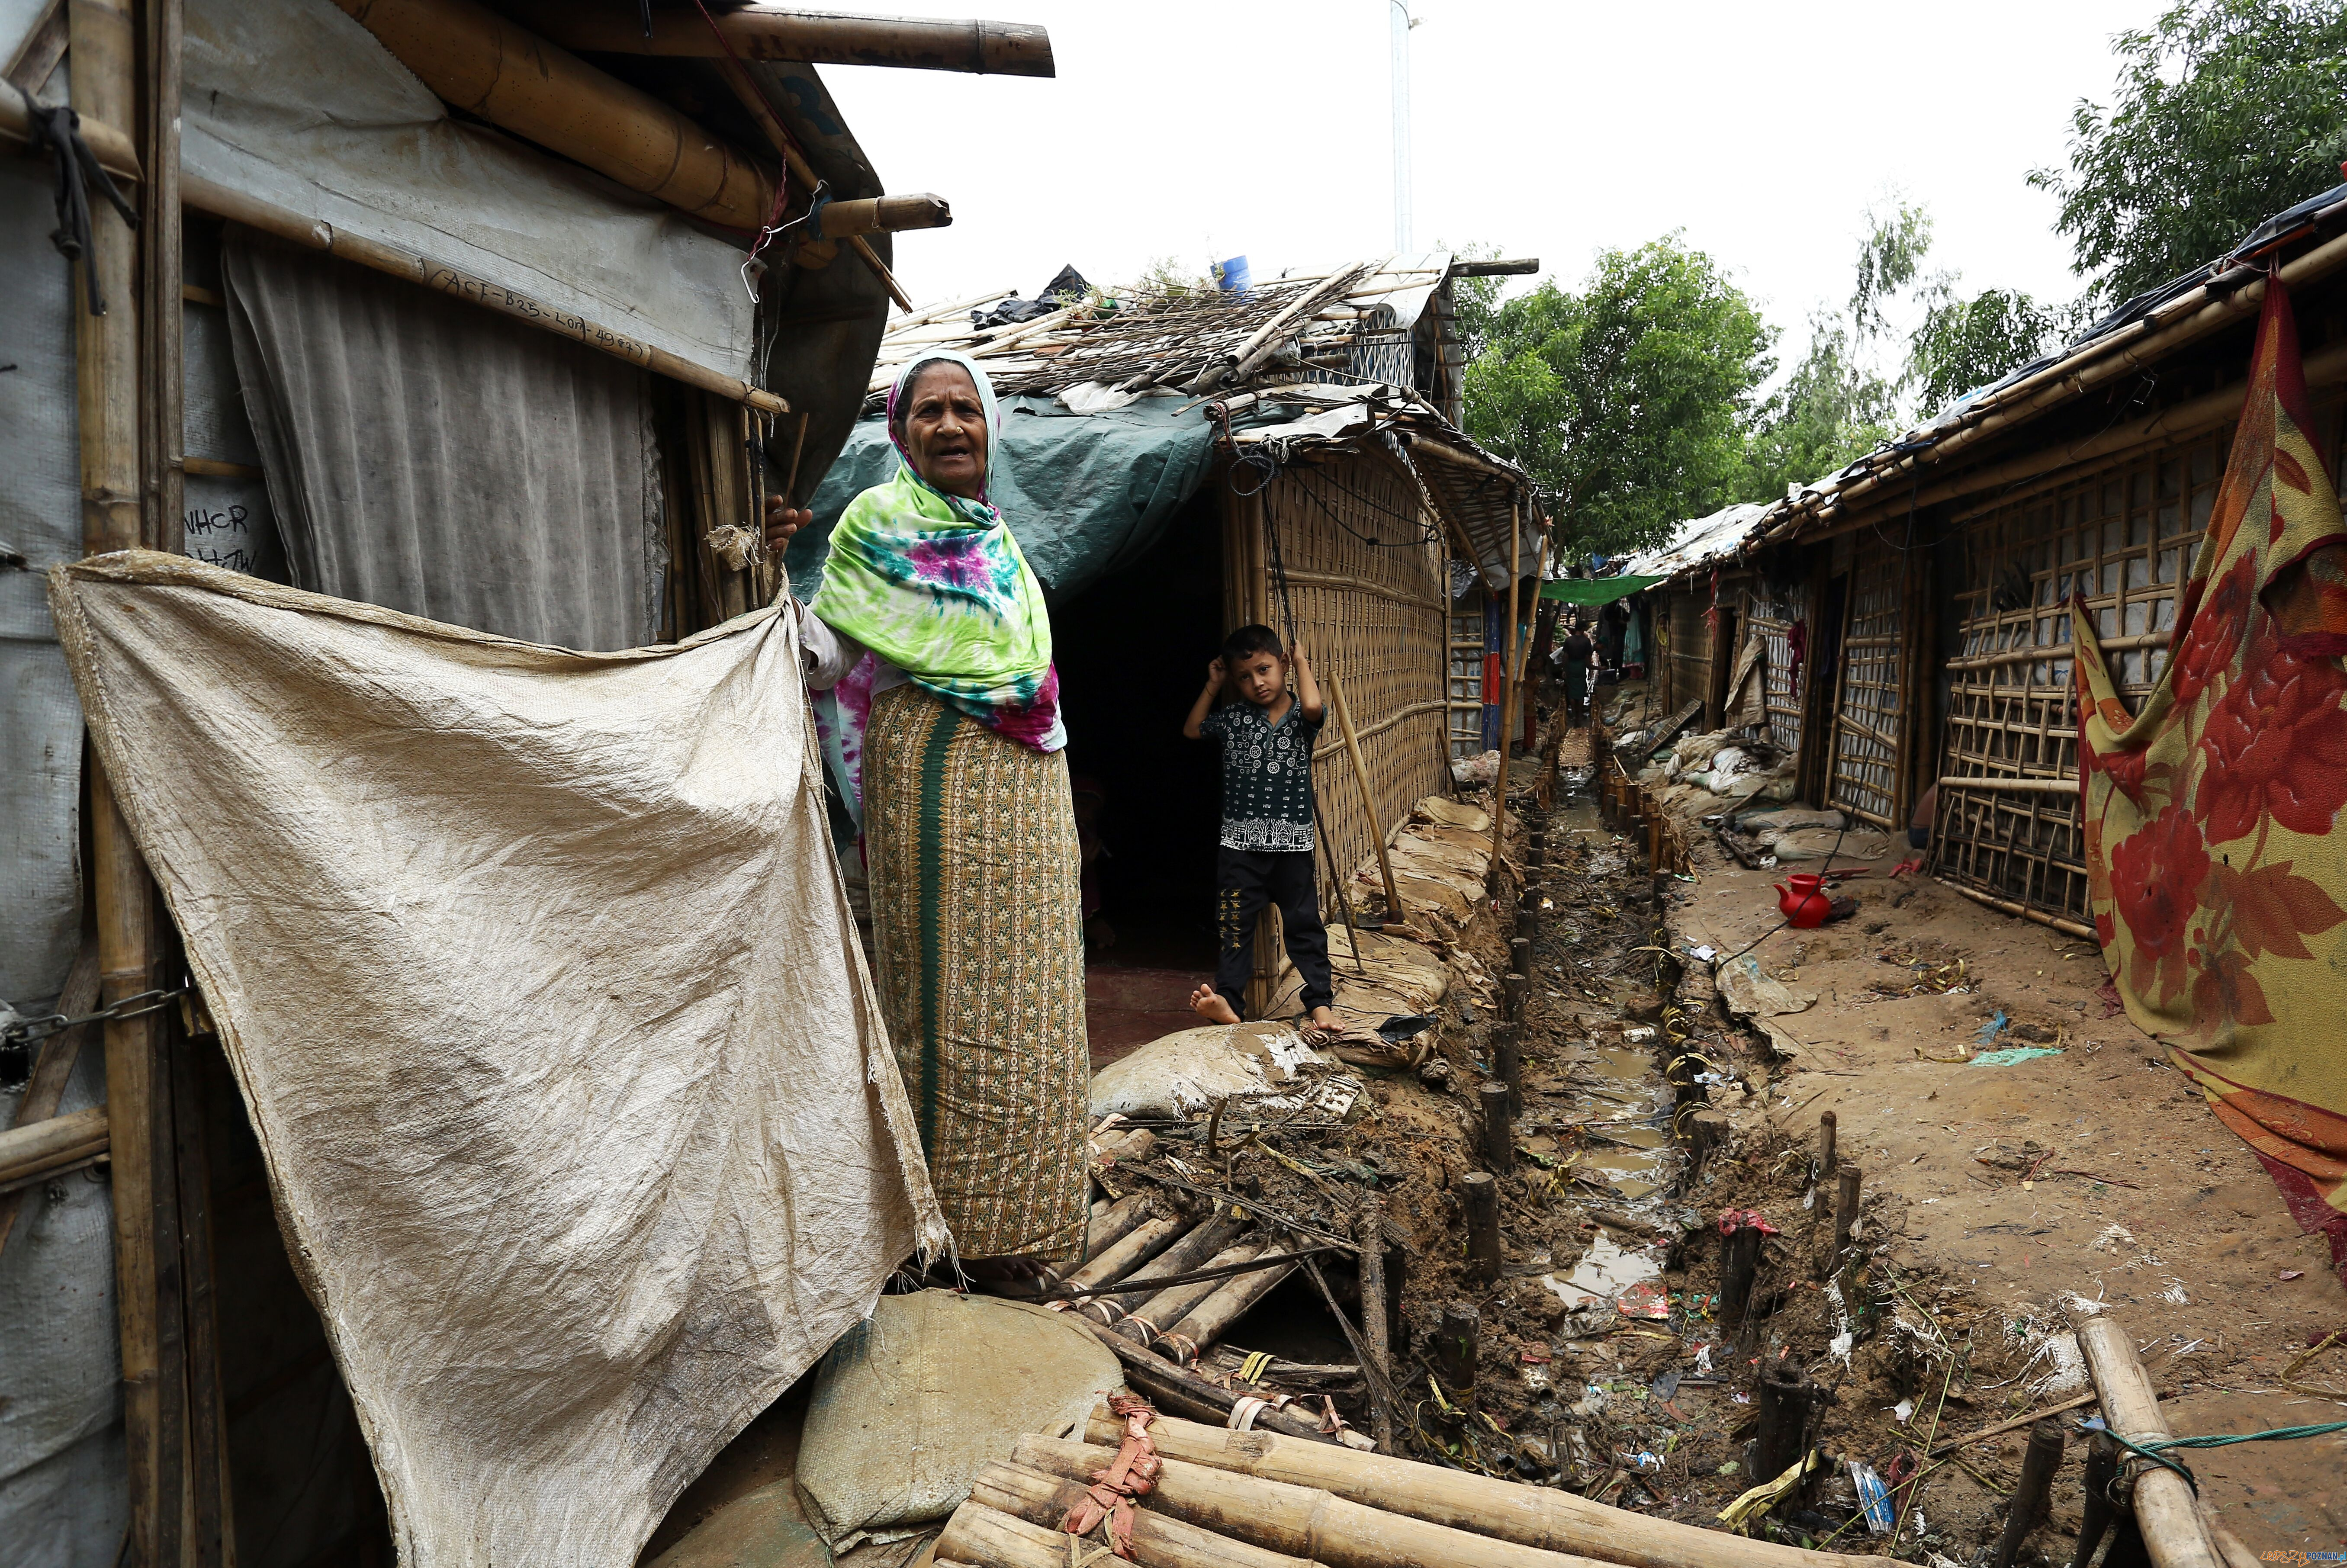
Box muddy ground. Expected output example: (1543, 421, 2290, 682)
(1204, 692, 2347, 1562)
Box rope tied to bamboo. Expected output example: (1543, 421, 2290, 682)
(2101, 1417, 2347, 1495)
(7, 80, 138, 315)
(1057, 1393, 1161, 1558)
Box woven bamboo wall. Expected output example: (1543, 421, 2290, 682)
(1448, 598, 1488, 756)
(1932, 429, 2229, 919)
(1745, 582, 1808, 754)
(1248, 454, 1451, 911)
(1829, 534, 1908, 829)
(1662, 591, 1710, 716)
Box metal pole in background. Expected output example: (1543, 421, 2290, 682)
(1388, 0, 1412, 252)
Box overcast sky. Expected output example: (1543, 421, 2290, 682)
(824, 0, 2168, 358)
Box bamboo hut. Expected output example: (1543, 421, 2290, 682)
(0, 2, 1043, 1562)
(794, 257, 1546, 1011)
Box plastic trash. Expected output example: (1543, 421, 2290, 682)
(1849, 1459, 1894, 1534)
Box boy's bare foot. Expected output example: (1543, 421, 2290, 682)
(1301, 1005, 1343, 1042)
(1189, 984, 1241, 1025)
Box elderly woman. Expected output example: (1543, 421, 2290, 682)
(764, 351, 1086, 1281)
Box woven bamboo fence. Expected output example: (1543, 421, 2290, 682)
(1228, 452, 1451, 918)
(1932, 427, 2228, 925)
(1827, 533, 1910, 830)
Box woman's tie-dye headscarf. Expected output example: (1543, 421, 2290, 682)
(807, 350, 1064, 822)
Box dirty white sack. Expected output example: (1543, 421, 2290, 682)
(1089, 1022, 1355, 1120)
(1716, 954, 1819, 1019)
(48, 553, 947, 1568)
(795, 1291, 1119, 1550)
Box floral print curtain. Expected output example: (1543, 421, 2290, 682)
(2077, 279, 2347, 1284)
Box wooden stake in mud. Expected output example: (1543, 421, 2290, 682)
(1992, 1419, 2067, 1568)
(1501, 970, 1527, 1023)
(1832, 1162, 1862, 1268)
(1508, 935, 1531, 987)
(1435, 1301, 1479, 1400)
(1461, 1173, 1501, 1284)
(2072, 1431, 2125, 1568)
(1355, 1200, 1395, 1456)
(1752, 1361, 1816, 1484)
(1478, 1082, 1514, 1176)
(1815, 1111, 1837, 1190)
(1490, 1022, 1521, 1109)
(1720, 1222, 1764, 1328)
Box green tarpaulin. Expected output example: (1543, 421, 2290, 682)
(1540, 575, 1663, 605)
(788, 394, 1219, 603)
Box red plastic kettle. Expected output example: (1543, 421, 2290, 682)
(1774, 873, 1831, 929)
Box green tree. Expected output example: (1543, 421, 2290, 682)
(1907, 287, 2062, 413)
(2030, 0, 2347, 309)
(1739, 313, 1897, 502)
(1462, 235, 1773, 557)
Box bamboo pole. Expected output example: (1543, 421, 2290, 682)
(1082, 1409, 1886, 1568)
(1936, 879, 2099, 941)
(1087, 1213, 1248, 1325)
(1326, 675, 1402, 919)
(1488, 501, 1523, 895)
(1085, 1192, 1155, 1256)
(69, 4, 179, 1562)
(1050, 1213, 1187, 1304)
(1162, 1252, 1301, 1363)
(330, 0, 774, 231)
(1076, 1321, 1339, 1444)
(141, 0, 185, 553)
(1354, 1200, 1394, 1456)
(181, 173, 786, 413)
(0, 1105, 111, 1188)
(1016, 1437, 1614, 1568)
(0, 85, 141, 178)
(2077, 1319, 2225, 1568)
(1118, 1240, 1264, 1346)
(504, 3, 1057, 77)
(969, 1461, 1319, 1568)
(0, 941, 98, 1255)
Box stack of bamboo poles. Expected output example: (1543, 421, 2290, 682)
(1049, 1196, 1349, 1446)
(934, 1405, 1885, 1568)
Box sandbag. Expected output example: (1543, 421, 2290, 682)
(1087, 1022, 1353, 1121)
(795, 1291, 1120, 1550)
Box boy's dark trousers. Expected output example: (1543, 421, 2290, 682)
(1213, 846, 1334, 1014)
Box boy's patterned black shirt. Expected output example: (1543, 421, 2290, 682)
(1198, 699, 1321, 852)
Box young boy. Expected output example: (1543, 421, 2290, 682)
(1182, 625, 1339, 1036)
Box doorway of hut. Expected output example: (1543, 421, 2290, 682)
(1051, 493, 1226, 1070)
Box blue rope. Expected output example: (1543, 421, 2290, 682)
(2106, 1419, 2347, 1494)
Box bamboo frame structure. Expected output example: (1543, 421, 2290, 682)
(1932, 426, 2228, 922)
(505, 3, 1057, 77)
(1826, 533, 1907, 829)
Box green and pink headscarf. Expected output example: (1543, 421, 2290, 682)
(808, 350, 1064, 821)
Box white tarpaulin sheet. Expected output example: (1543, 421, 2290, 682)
(48, 552, 946, 1568)
(183, 0, 754, 381)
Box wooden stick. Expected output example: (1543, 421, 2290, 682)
(1484, 499, 1527, 897)
(1719, 1224, 1762, 1328)
(0, 940, 99, 1256)
(1752, 1362, 1814, 1486)
(1832, 1163, 1862, 1267)
(1814, 1112, 1836, 1190)
(1930, 1392, 2099, 1459)
(1355, 1200, 1395, 1456)
(1434, 1303, 1477, 1400)
(1462, 1173, 1500, 1284)
(1992, 1420, 2065, 1568)
(1328, 675, 1402, 919)
(1016, 1437, 1618, 1568)
(0, 1105, 110, 1189)
(2072, 1430, 2124, 1568)
(968, 1462, 1318, 1568)
(2077, 1318, 2225, 1568)
(1081, 1408, 1889, 1568)
(1478, 1083, 1513, 1176)
(505, 3, 1057, 77)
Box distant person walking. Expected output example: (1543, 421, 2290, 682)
(1556, 616, 1597, 728)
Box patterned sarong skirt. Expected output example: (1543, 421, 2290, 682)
(863, 684, 1089, 1262)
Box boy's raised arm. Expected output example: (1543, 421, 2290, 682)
(1290, 639, 1325, 723)
(1183, 657, 1226, 739)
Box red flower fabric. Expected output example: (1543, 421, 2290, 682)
(2109, 804, 2211, 1004)
(2170, 557, 2255, 710)
(2196, 632, 2347, 843)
